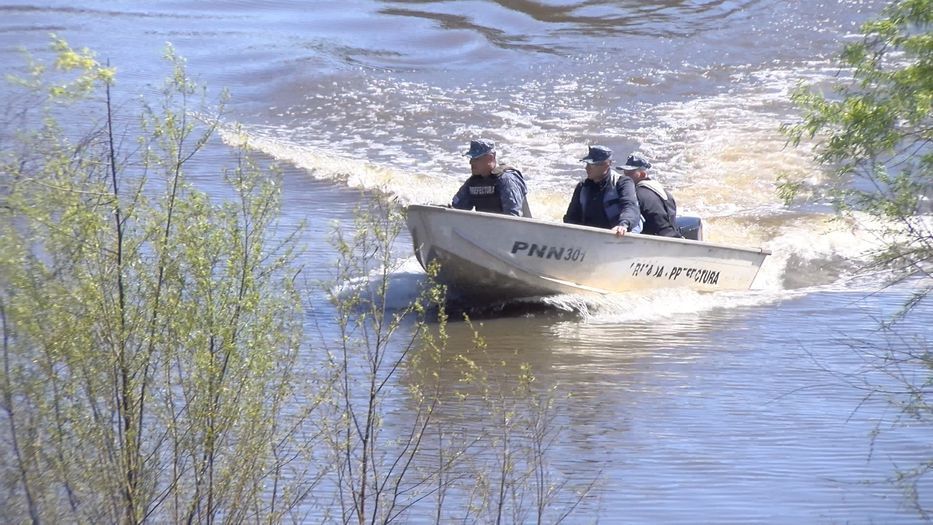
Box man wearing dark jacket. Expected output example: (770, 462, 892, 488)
(617, 154, 683, 238)
(563, 145, 640, 237)
(451, 138, 531, 217)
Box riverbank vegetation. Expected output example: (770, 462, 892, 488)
(783, 0, 931, 516)
(1, 40, 305, 523)
(0, 39, 591, 523)
(783, 0, 931, 303)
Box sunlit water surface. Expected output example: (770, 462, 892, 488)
(1, 0, 930, 522)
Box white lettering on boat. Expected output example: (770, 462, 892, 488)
(630, 262, 720, 286)
(511, 241, 586, 262)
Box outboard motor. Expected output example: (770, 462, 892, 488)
(676, 216, 703, 241)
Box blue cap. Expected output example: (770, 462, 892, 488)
(617, 154, 652, 171)
(463, 139, 496, 159)
(580, 145, 612, 164)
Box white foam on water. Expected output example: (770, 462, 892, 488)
(538, 270, 913, 325)
(220, 126, 462, 206)
(631, 74, 820, 219)
(541, 287, 802, 325)
(328, 256, 431, 312)
(220, 62, 922, 311)
(324, 225, 903, 324)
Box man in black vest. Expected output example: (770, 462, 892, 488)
(617, 154, 683, 238)
(451, 139, 531, 217)
(563, 145, 640, 237)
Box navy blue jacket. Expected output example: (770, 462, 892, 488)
(563, 174, 640, 230)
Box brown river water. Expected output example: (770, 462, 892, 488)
(1, 1, 930, 522)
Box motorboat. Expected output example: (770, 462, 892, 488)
(406, 205, 770, 302)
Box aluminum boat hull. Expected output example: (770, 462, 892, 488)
(406, 205, 770, 302)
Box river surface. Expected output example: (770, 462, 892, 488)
(1, 1, 931, 522)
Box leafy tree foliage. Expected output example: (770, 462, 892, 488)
(784, 0, 932, 307)
(0, 38, 595, 524)
(785, 2, 932, 517)
(0, 38, 305, 523)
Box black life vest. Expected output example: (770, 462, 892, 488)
(465, 166, 530, 217)
(637, 179, 682, 237)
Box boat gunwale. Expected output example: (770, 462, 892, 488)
(406, 204, 773, 257)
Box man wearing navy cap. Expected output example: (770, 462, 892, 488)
(617, 154, 683, 238)
(563, 145, 640, 237)
(451, 139, 531, 217)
